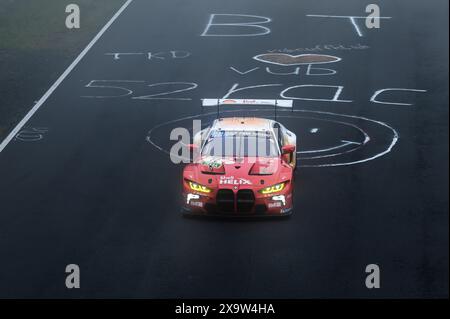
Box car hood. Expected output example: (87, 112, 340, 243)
(184, 156, 292, 190)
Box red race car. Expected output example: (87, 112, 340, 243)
(181, 99, 297, 217)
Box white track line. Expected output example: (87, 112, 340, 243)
(0, 0, 134, 153)
(306, 15, 392, 19)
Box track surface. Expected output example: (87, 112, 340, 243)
(0, 0, 448, 297)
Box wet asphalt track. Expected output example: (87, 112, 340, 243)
(0, 0, 448, 298)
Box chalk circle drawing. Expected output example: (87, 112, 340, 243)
(146, 109, 398, 168)
(253, 53, 341, 66)
(15, 127, 49, 142)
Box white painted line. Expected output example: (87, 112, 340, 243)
(306, 14, 392, 37)
(0, 0, 134, 153)
(349, 17, 363, 37)
(306, 15, 392, 19)
(298, 140, 361, 154)
(229, 66, 259, 75)
(201, 14, 272, 37)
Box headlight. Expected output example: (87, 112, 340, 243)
(259, 182, 285, 194)
(188, 181, 211, 193)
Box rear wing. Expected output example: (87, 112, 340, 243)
(201, 98, 293, 120)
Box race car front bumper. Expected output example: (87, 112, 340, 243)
(181, 205, 293, 218)
(182, 189, 293, 217)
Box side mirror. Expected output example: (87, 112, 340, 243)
(281, 144, 295, 154)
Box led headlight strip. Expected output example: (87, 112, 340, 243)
(259, 182, 285, 194)
(187, 180, 211, 193)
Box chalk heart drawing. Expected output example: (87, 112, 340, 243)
(253, 53, 341, 66)
(146, 109, 398, 168)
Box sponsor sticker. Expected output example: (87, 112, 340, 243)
(219, 176, 252, 185)
(190, 201, 203, 208)
(268, 202, 282, 208)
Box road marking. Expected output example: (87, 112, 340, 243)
(306, 15, 392, 19)
(0, 0, 134, 153)
(298, 140, 362, 154)
(146, 108, 398, 168)
(350, 17, 363, 37)
(229, 66, 260, 75)
(306, 14, 392, 37)
(201, 14, 272, 37)
(370, 88, 428, 106)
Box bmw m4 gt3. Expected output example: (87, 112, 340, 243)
(182, 117, 297, 217)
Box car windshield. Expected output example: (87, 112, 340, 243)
(201, 130, 279, 158)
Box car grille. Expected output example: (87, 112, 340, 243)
(216, 189, 255, 213)
(237, 190, 255, 213)
(216, 189, 235, 212)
